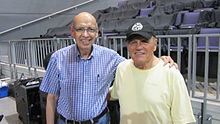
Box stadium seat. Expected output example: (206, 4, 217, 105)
(214, 8, 220, 27)
(169, 11, 189, 29)
(197, 28, 220, 51)
(136, 7, 154, 18)
(118, 1, 127, 7)
(180, 12, 200, 28)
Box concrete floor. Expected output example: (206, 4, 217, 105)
(1, 96, 220, 124)
(0, 97, 22, 124)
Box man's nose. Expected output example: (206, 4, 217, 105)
(82, 30, 89, 37)
(136, 41, 143, 48)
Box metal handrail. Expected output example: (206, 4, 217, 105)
(0, 0, 96, 35)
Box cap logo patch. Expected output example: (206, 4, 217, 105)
(131, 22, 143, 31)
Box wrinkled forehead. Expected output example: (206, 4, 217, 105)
(74, 22, 97, 28)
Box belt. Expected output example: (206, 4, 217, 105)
(59, 107, 108, 124)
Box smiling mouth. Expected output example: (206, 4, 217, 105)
(135, 52, 145, 55)
(81, 39, 91, 45)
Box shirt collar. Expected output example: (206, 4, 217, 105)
(75, 44, 97, 60)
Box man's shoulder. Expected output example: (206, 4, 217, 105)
(94, 44, 116, 53)
(58, 45, 74, 52)
(159, 60, 181, 76)
(53, 45, 74, 56)
(93, 44, 122, 58)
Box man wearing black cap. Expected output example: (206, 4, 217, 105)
(109, 22, 195, 124)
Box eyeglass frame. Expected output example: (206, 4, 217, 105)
(73, 26, 97, 34)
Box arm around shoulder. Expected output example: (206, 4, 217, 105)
(107, 87, 118, 101)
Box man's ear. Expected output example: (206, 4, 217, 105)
(153, 38, 157, 52)
(95, 28, 99, 38)
(70, 25, 75, 38)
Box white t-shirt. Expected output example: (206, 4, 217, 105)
(111, 59, 195, 124)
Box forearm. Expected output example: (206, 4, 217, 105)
(107, 87, 117, 101)
(46, 94, 58, 124)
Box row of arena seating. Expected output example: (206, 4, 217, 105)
(42, 0, 220, 40)
(93, 0, 220, 78)
(92, 0, 220, 37)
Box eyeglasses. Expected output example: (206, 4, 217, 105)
(128, 39, 149, 46)
(74, 27, 97, 34)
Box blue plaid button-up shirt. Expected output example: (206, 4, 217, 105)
(40, 44, 125, 121)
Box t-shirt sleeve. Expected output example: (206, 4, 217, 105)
(40, 55, 60, 95)
(111, 67, 120, 99)
(114, 53, 126, 69)
(170, 69, 196, 124)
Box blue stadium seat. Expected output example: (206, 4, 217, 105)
(136, 7, 154, 18)
(180, 12, 200, 29)
(169, 11, 189, 29)
(197, 28, 220, 51)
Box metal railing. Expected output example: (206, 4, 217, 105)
(192, 34, 220, 123)
(8, 38, 74, 78)
(157, 35, 193, 95)
(1, 33, 220, 123)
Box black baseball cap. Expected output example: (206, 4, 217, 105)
(126, 21, 155, 41)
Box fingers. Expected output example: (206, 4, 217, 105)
(173, 63, 179, 69)
(166, 56, 179, 69)
(160, 56, 179, 69)
(161, 56, 173, 66)
(160, 56, 169, 65)
(166, 56, 178, 69)
(167, 56, 174, 65)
